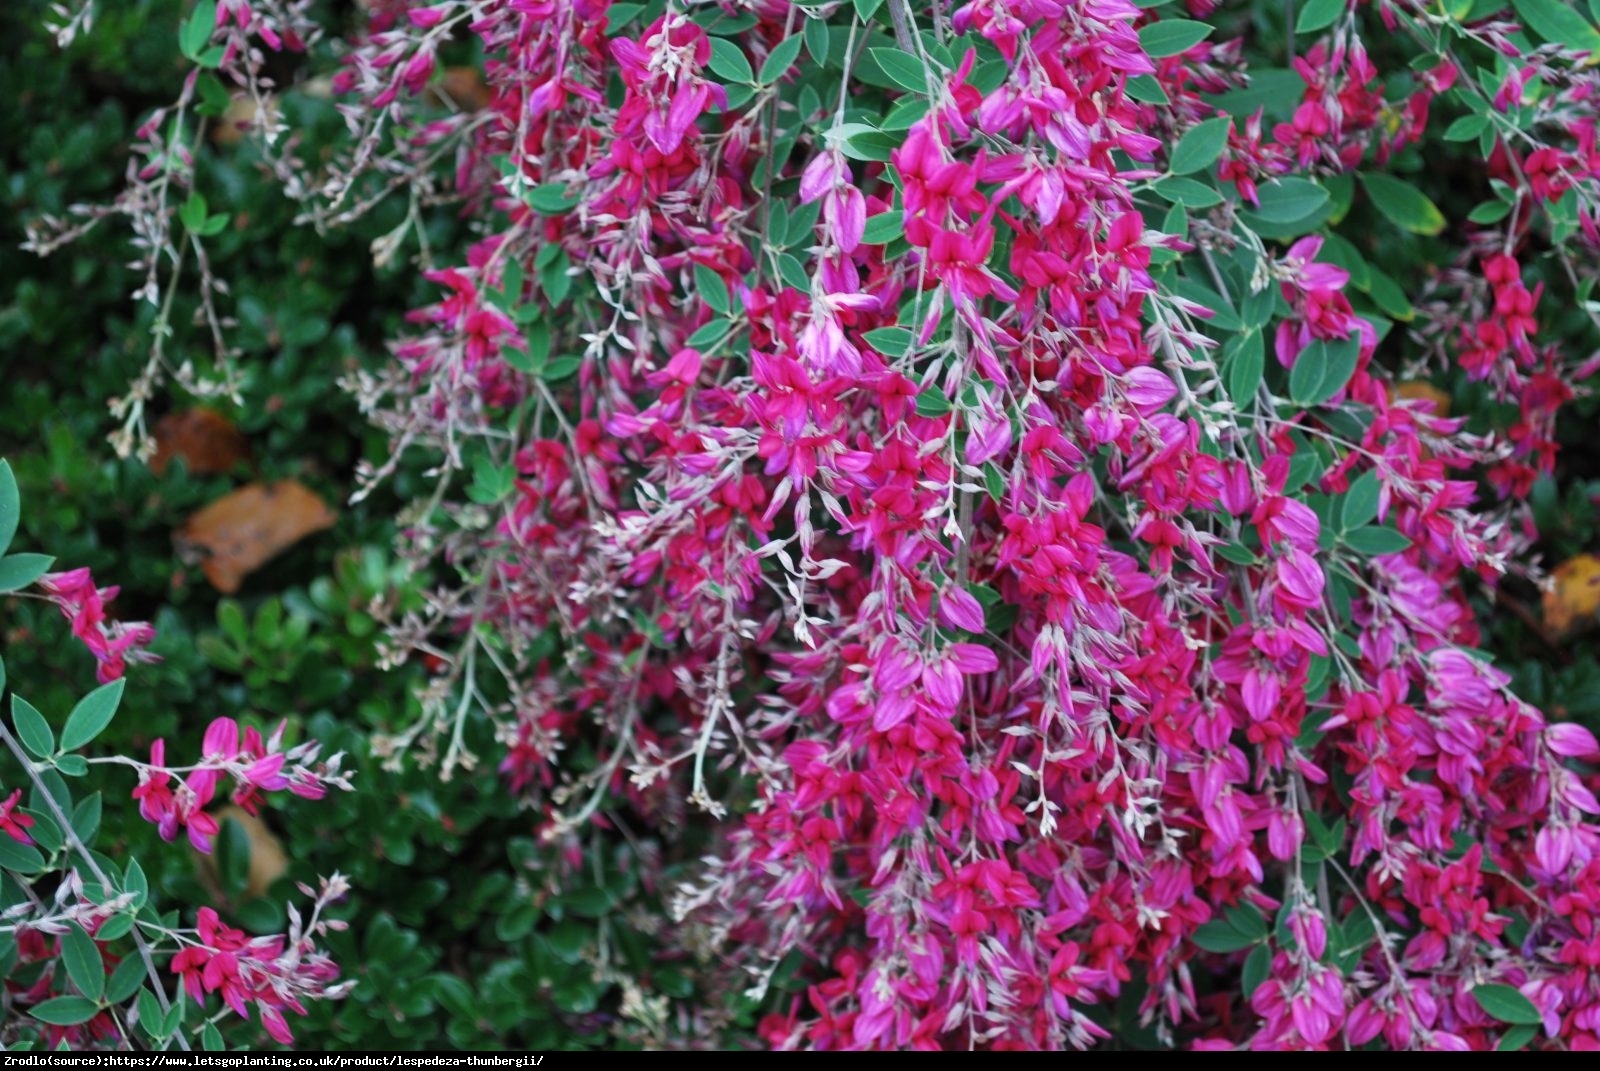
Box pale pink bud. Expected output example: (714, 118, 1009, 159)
(1123, 366, 1176, 412)
(1548, 722, 1600, 759)
(203, 717, 240, 759)
(948, 643, 999, 674)
(938, 587, 987, 633)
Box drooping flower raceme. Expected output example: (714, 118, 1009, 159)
(40, 0, 1600, 1053)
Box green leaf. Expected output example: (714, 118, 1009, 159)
(1472, 984, 1543, 1026)
(13, 696, 55, 760)
(218, 817, 252, 896)
(0, 460, 19, 557)
(71, 784, 102, 845)
(914, 389, 952, 418)
(1339, 470, 1381, 532)
(1498, 1023, 1539, 1051)
(0, 553, 54, 594)
(1192, 919, 1261, 953)
(0, 836, 45, 874)
(1295, 0, 1345, 32)
(869, 48, 928, 92)
(203, 1022, 225, 1051)
(29, 996, 99, 1027)
(179, 194, 208, 233)
(136, 988, 163, 1038)
(179, 0, 216, 60)
(1241, 943, 1272, 997)
(1225, 904, 1270, 940)
(1343, 525, 1412, 556)
(804, 17, 830, 66)
(159, 988, 185, 1038)
(1250, 178, 1330, 225)
(984, 463, 1005, 502)
(862, 326, 914, 357)
(687, 319, 733, 347)
(60, 678, 126, 753)
(54, 754, 89, 777)
(1170, 277, 1241, 331)
(1361, 173, 1446, 236)
(784, 200, 820, 246)
(1152, 176, 1223, 208)
(853, 0, 885, 19)
(194, 75, 230, 119)
(708, 38, 755, 83)
(1224, 330, 1264, 407)
(507, 319, 551, 375)
(862, 212, 904, 245)
(1169, 116, 1232, 176)
(25, 807, 62, 854)
(124, 858, 149, 907)
(97, 913, 133, 942)
(839, 126, 900, 162)
(694, 264, 731, 315)
(542, 356, 581, 382)
(1365, 269, 1414, 321)
(1138, 19, 1213, 57)
(1216, 542, 1258, 566)
(37, 769, 70, 813)
(776, 252, 810, 292)
(760, 35, 804, 83)
(1125, 73, 1170, 104)
(1443, 114, 1490, 142)
(1288, 332, 1361, 406)
(606, 3, 644, 30)
(105, 954, 146, 1004)
(1511, 0, 1600, 55)
(62, 922, 104, 1003)
(218, 599, 248, 645)
(525, 184, 578, 214)
(1468, 200, 1513, 224)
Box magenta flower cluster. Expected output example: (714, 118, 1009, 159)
(298, 0, 1600, 1050)
(39, 0, 1600, 1052)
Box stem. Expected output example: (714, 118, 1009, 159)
(0, 721, 192, 1051)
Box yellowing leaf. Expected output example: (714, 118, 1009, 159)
(1544, 554, 1600, 634)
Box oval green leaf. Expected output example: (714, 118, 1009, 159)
(1361, 172, 1446, 236)
(1472, 983, 1543, 1026)
(0, 553, 54, 594)
(1139, 19, 1213, 57)
(1169, 116, 1232, 176)
(30, 995, 100, 1027)
(62, 922, 104, 1002)
(13, 695, 55, 760)
(60, 678, 126, 754)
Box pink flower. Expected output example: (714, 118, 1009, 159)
(0, 788, 34, 845)
(37, 569, 160, 682)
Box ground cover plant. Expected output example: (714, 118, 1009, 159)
(8, 0, 1600, 1051)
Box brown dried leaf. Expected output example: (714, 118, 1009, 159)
(1393, 380, 1451, 417)
(209, 93, 280, 147)
(429, 67, 492, 111)
(150, 408, 250, 476)
(176, 480, 336, 594)
(1543, 554, 1600, 635)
